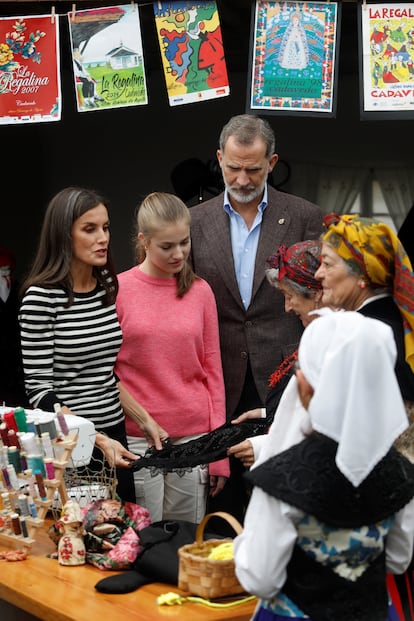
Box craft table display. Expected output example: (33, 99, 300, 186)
(0, 405, 76, 551)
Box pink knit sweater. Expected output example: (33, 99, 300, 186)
(115, 267, 228, 477)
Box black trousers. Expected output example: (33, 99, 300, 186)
(207, 360, 262, 535)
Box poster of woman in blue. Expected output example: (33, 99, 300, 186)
(249, 1, 339, 116)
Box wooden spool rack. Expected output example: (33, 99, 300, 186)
(0, 432, 78, 551)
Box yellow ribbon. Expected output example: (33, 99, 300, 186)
(157, 591, 257, 608)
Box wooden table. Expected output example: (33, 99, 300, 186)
(0, 524, 256, 621)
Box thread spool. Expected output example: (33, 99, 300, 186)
(16, 494, 30, 517)
(25, 417, 36, 434)
(7, 464, 20, 490)
(25, 493, 38, 518)
(19, 451, 28, 472)
(44, 458, 55, 480)
(54, 404, 70, 436)
(1, 466, 11, 489)
(7, 429, 20, 449)
(1, 491, 12, 512)
(0, 422, 9, 446)
(24, 469, 37, 498)
(27, 454, 46, 478)
(0, 446, 8, 468)
(41, 432, 54, 459)
(38, 416, 58, 440)
(13, 407, 28, 433)
(20, 516, 29, 538)
(20, 432, 38, 455)
(34, 471, 47, 500)
(3, 410, 18, 433)
(7, 446, 21, 474)
(10, 513, 22, 536)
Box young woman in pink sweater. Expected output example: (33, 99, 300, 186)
(115, 192, 229, 522)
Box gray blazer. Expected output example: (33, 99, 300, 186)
(190, 185, 324, 418)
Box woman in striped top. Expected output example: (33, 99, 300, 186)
(19, 187, 167, 502)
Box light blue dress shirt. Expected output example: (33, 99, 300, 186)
(223, 187, 268, 309)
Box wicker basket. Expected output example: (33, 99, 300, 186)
(178, 511, 244, 599)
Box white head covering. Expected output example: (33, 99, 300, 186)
(298, 310, 408, 487)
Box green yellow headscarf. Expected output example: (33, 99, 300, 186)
(322, 213, 414, 373)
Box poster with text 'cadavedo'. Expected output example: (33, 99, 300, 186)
(153, 1, 229, 106)
(361, 3, 414, 114)
(0, 14, 61, 124)
(68, 4, 148, 112)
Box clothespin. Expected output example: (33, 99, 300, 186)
(158, 1, 162, 11)
(363, 0, 367, 10)
(51, 5, 55, 24)
(72, 4, 76, 22)
(131, 0, 136, 10)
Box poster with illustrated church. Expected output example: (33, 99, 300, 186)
(247, 1, 340, 116)
(0, 14, 61, 124)
(68, 4, 148, 112)
(359, 3, 414, 119)
(153, 1, 229, 106)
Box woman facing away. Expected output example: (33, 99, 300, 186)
(114, 191, 228, 522)
(228, 240, 324, 469)
(19, 187, 167, 503)
(234, 311, 414, 621)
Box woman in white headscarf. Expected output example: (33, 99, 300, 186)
(234, 311, 414, 621)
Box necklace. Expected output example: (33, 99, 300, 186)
(268, 349, 298, 388)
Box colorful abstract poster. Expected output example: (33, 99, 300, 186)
(360, 3, 414, 117)
(248, 1, 340, 116)
(68, 4, 148, 112)
(153, 1, 229, 106)
(0, 14, 61, 125)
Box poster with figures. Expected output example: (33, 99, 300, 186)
(0, 13, 61, 124)
(248, 1, 340, 116)
(360, 3, 414, 117)
(153, 1, 229, 106)
(68, 4, 148, 112)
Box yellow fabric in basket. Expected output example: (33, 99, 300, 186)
(207, 542, 234, 560)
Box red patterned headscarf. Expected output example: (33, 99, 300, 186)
(322, 213, 414, 372)
(267, 240, 322, 290)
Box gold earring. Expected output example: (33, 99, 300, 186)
(359, 279, 367, 289)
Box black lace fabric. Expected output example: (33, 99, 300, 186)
(131, 418, 270, 475)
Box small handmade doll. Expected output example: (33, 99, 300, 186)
(57, 500, 86, 566)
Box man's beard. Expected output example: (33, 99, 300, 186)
(226, 182, 265, 204)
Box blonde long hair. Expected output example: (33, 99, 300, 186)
(136, 192, 197, 297)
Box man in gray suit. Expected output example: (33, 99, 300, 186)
(190, 114, 323, 527)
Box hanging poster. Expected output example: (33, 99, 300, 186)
(359, 3, 414, 118)
(0, 14, 61, 125)
(247, 1, 340, 116)
(153, 1, 229, 106)
(68, 4, 148, 112)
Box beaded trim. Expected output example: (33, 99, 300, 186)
(268, 349, 298, 388)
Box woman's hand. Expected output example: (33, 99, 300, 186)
(95, 433, 138, 468)
(118, 381, 168, 450)
(231, 408, 263, 424)
(209, 475, 227, 498)
(227, 440, 254, 468)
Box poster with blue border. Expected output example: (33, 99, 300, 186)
(248, 1, 340, 116)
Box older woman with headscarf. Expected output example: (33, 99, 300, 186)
(228, 240, 324, 468)
(234, 311, 414, 621)
(315, 213, 414, 461)
(315, 213, 414, 621)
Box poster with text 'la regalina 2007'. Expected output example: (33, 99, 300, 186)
(0, 14, 61, 124)
(361, 3, 414, 114)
